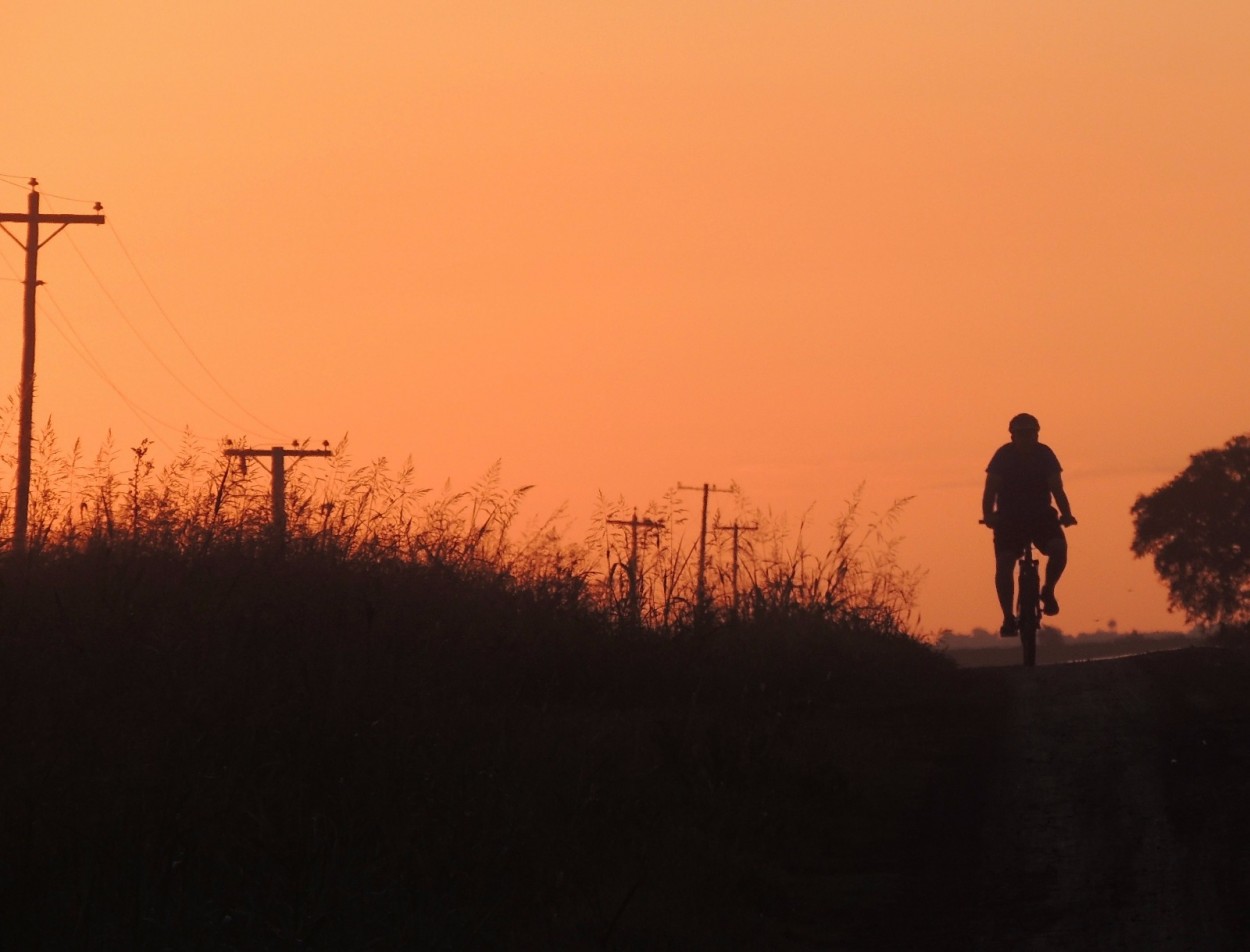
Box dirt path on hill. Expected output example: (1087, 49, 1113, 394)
(927, 650, 1247, 951)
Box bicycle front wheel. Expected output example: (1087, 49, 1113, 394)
(1018, 572, 1040, 667)
(1020, 618, 1037, 667)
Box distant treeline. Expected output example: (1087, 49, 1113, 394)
(940, 629, 1203, 667)
(940, 628, 1198, 647)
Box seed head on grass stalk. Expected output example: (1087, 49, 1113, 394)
(737, 486, 923, 635)
(26, 418, 84, 554)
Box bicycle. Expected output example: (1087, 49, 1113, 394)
(1007, 540, 1043, 668)
(979, 521, 1045, 668)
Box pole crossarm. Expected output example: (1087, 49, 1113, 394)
(606, 513, 666, 531)
(0, 211, 107, 253)
(0, 212, 107, 225)
(0, 179, 105, 249)
(223, 447, 333, 460)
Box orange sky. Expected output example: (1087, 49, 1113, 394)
(5, 1, 1250, 635)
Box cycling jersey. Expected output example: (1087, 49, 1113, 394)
(986, 442, 1062, 524)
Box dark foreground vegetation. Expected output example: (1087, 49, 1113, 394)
(0, 434, 980, 948)
(0, 545, 978, 950)
(8, 435, 1250, 948)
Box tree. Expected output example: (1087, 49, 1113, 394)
(1131, 434, 1250, 625)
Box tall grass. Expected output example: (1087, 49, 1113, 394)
(0, 417, 922, 637)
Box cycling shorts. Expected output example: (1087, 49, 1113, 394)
(993, 508, 1063, 555)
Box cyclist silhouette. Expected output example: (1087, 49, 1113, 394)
(982, 413, 1078, 636)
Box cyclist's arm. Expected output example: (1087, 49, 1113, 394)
(982, 473, 1001, 524)
(1049, 472, 1077, 525)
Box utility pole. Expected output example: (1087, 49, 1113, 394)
(714, 519, 758, 619)
(224, 444, 332, 552)
(606, 509, 665, 627)
(677, 482, 733, 625)
(0, 180, 104, 555)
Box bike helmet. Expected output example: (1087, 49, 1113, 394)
(1008, 412, 1040, 433)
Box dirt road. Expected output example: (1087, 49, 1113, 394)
(925, 648, 1250, 950)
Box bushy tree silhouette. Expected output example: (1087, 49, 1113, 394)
(1131, 434, 1250, 625)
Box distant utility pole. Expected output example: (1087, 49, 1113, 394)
(714, 519, 758, 618)
(606, 509, 665, 627)
(677, 482, 733, 624)
(0, 179, 105, 555)
(224, 444, 332, 552)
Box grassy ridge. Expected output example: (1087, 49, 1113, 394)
(0, 434, 960, 947)
(0, 547, 971, 950)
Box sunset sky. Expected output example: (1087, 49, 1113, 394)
(5, 1, 1249, 636)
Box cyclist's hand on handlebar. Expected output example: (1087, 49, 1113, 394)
(1060, 513, 1078, 528)
(980, 514, 998, 529)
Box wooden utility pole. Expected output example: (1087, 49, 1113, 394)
(714, 519, 758, 618)
(224, 444, 332, 551)
(606, 509, 665, 627)
(677, 482, 733, 624)
(0, 180, 105, 554)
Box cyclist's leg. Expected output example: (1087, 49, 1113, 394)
(1035, 514, 1067, 615)
(992, 524, 1023, 633)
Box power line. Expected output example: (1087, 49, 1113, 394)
(47, 198, 288, 440)
(0, 177, 99, 206)
(57, 221, 277, 440)
(0, 244, 23, 280)
(38, 284, 185, 454)
(105, 218, 288, 440)
(6, 232, 222, 454)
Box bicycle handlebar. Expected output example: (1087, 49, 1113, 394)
(978, 516, 1078, 526)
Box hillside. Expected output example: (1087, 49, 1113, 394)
(1, 551, 1247, 948)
